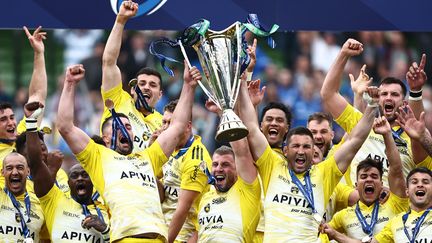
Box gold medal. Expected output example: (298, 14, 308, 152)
(24, 238, 34, 243)
(361, 235, 371, 243)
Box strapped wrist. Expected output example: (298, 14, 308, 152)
(26, 118, 38, 132)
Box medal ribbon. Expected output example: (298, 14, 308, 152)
(133, 83, 154, 113)
(81, 204, 105, 224)
(402, 207, 431, 243)
(4, 188, 31, 238)
(174, 136, 195, 159)
(289, 169, 317, 214)
(355, 200, 380, 236)
(108, 107, 132, 151)
(392, 127, 407, 146)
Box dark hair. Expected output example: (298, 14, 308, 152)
(0, 102, 13, 112)
(136, 67, 162, 86)
(260, 102, 292, 128)
(213, 145, 234, 158)
(379, 77, 407, 97)
(285, 127, 314, 145)
(356, 158, 384, 179)
(406, 167, 432, 186)
(164, 99, 179, 113)
(15, 131, 44, 155)
(91, 135, 106, 146)
(308, 112, 333, 129)
(101, 113, 130, 133)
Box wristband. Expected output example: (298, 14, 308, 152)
(246, 71, 253, 81)
(409, 95, 423, 101)
(101, 225, 110, 242)
(409, 89, 423, 101)
(363, 92, 378, 107)
(25, 118, 38, 132)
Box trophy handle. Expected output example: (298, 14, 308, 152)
(178, 40, 222, 110)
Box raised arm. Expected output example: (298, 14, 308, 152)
(101, 0, 138, 92)
(24, 102, 54, 198)
(238, 78, 269, 161)
(333, 87, 378, 173)
(397, 105, 432, 158)
(373, 116, 406, 198)
(321, 39, 363, 118)
(231, 137, 257, 183)
(350, 64, 373, 112)
(156, 63, 200, 158)
(56, 65, 91, 154)
(24, 26, 47, 106)
(406, 54, 429, 163)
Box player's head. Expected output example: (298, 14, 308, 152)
(284, 127, 314, 174)
(311, 145, 323, 165)
(15, 131, 48, 164)
(0, 102, 17, 142)
(406, 167, 432, 211)
(2, 152, 28, 196)
(162, 100, 192, 143)
(260, 102, 291, 148)
(212, 145, 237, 192)
(130, 67, 163, 110)
(355, 158, 384, 206)
(378, 77, 407, 123)
(101, 113, 134, 155)
(307, 112, 334, 157)
(68, 164, 94, 205)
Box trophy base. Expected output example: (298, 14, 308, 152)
(215, 109, 249, 142)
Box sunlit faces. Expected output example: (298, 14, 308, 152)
(2, 153, 28, 196)
(312, 145, 323, 165)
(284, 135, 314, 174)
(407, 172, 432, 211)
(0, 108, 17, 141)
(68, 164, 93, 204)
(356, 167, 383, 206)
(211, 153, 237, 192)
(307, 120, 334, 156)
(378, 83, 405, 123)
(130, 74, 162, 109)
(261, 108, 289, 148)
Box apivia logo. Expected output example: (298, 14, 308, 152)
(110, 0, 167, 16)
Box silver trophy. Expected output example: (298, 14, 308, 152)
(179, 22, 248, 142)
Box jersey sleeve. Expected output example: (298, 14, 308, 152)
(334, 183, 355, 212)
(180, 145, 211, 193)
(74, 140, 106, 194)
(386, 192, 409, 215)
(16, 117, 26, 134)
(328, 209, 346, 233)
(315, 156, 344, 204)
(255, 145, 278, 195)
(38, 185, 63, 234)
(374, 219, 395, 243)
(141, 141, 169, 177)
(417, 155, 432, 169)
(334, 103, 362, 133)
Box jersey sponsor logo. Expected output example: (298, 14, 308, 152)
(0, 225, 35, 239)
(120, 171, 157, 188)
(278, 175, 291, 185)
(198, 215, 224, 225)
(367, 154, 390, 168)
(164, 185, 179, 197)
(290, 186, 299, 194)
(61, 230, 102, 242)
(272, 193, 313, 209)
(204, 203, 210, 213)
(191, 146, 204, 160)
(346, 217, 389, 229)
(110, 0, 168, 17)
(190, 164, 200, 182)
(63, 210, 81, 218)
(212, 197, 227, 205)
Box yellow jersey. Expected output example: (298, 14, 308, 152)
(197, 176, 261, 243)
(101, 83, 162, 152)
(0, 186, 48, 242)
(55, 168, 70, 194)
(325, 183, 355, 222)
(162, 135, 211, 242)
(75, 139, 168, 242)
(329, 193, 408, 240)
(39, 184, 109, 242)
(375, 208, 432, 243)
(335, 104, 413, 187)
(417, 156, 432, 169)
(256, 145, 343, 242)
